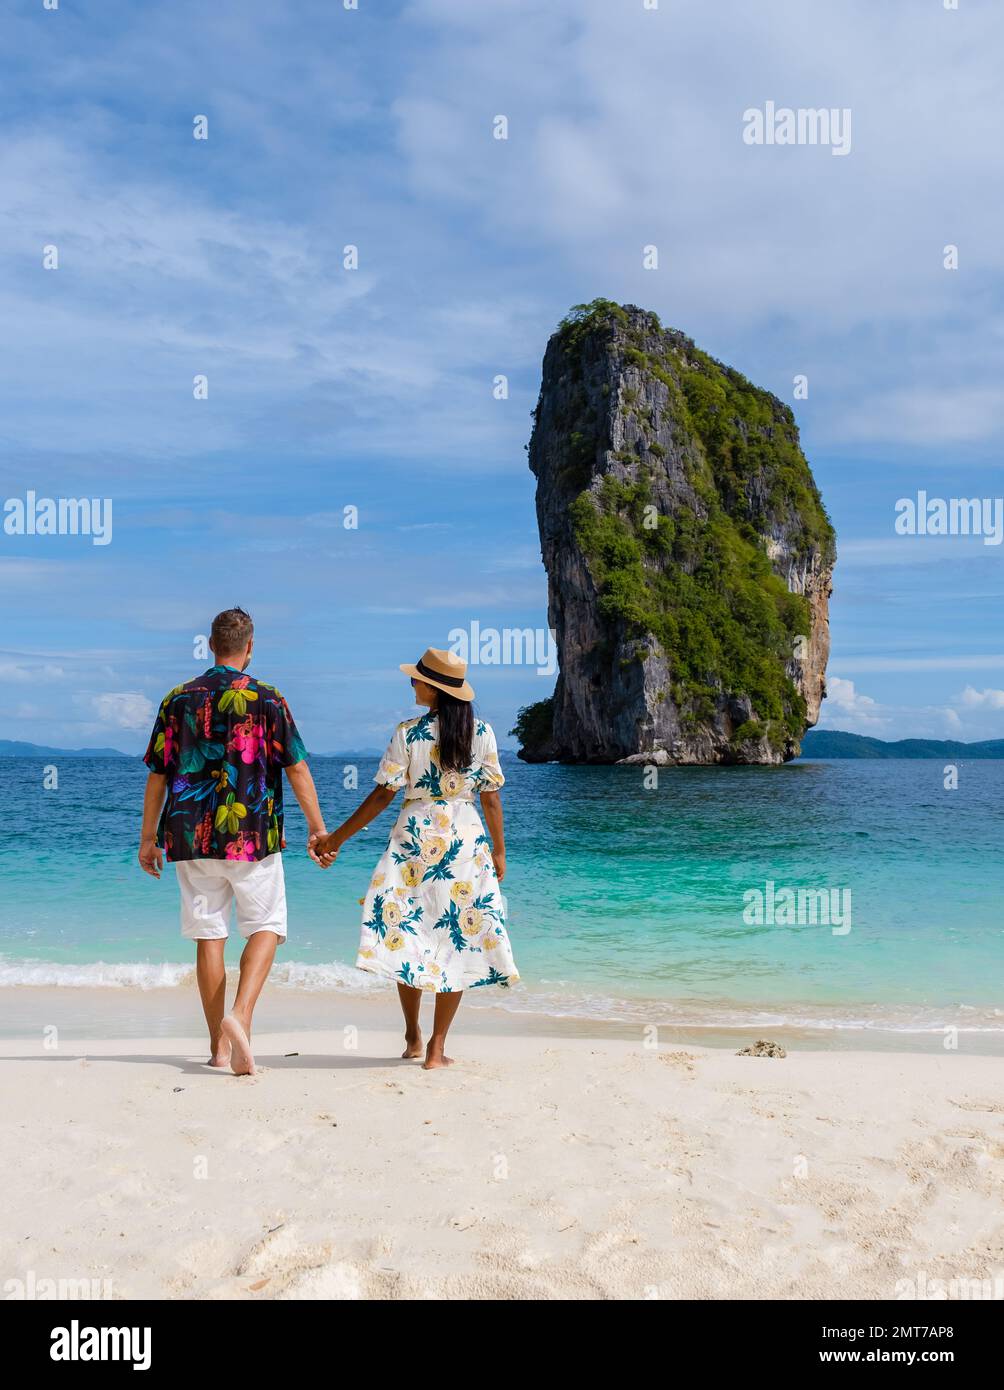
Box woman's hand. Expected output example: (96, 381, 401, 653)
(480, 791, 506, 884)
(308, 830, 338, 868)
(309, 787, 395, 871)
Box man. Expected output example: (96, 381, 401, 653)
(138, 607, 327, 1076)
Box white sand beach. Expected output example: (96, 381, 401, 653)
(2, 1001, 1002, 1301)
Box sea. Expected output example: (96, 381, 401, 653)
(1, 754, 1001, 1049)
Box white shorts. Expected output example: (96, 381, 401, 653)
(175, 855, 287, 943)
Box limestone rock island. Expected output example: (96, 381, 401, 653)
(514, 300, 836, 765)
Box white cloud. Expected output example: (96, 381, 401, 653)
(835, 387, 1004, 447)
(0, 660, 65, 682)
(819, 679, 1004, 742)
(820, 676, 889, 732)
(0, 662, 32, 682)
(0, 125, 542, 470)
(835, 538, 998, 569)
(832, 655, 1004, 673)
(3, 0, 1001, 482)
(395, 0, 1004, 449)
(93, 692, 155, 731)
(956, 685, 1004, 711)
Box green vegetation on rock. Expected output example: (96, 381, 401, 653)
(508, 698, 555, 755)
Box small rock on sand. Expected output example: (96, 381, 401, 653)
(737, 1039, 787, 1058)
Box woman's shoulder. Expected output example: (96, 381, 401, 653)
(394, 712, 437, 743)
(473, 717, 497, 745)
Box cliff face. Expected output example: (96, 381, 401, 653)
(520, 301, 835, 765)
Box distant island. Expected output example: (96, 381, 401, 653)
(0, 740, 132, 758)
(2, 732, 998, 763)
(801, 730, 1004, 759)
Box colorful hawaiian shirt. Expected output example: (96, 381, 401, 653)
(143, 665, 307, 862)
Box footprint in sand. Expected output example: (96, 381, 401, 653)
(238, 1223, 332, 1286)
(949, 1098, 1004, 1114)
(659, 1051, 698, 1075)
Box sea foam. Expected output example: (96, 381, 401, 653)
(0, 956, 382, 993)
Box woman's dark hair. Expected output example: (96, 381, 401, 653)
(435, 690, 475, 771)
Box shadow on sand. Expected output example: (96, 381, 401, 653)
(5, 1052, 414, 1075)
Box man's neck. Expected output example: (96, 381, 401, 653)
(213, 657, 248, 673)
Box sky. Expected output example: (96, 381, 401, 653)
(2, 0, 1003, 753)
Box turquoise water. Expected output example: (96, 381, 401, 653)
(1, 755, 1002, 1039)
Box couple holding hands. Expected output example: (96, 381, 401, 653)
(138, 608, 519, 1075)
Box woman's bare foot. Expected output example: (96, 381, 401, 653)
(402, 1030, 424, 1059)
(422, 1043, 456, 1071)
(221, 1014, 256, 1076)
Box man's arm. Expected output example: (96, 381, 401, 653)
(479, 789, 505, 882)
(284, 759, 329, 865)
(138, 772, 168, 878)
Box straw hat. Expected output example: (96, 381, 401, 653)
(400, 647, 475, 702)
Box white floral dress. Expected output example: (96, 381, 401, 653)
(356, 714, 519, 993)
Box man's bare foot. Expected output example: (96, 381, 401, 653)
(402, 1031, 423, 1059)
(422, 1045, 456, 1071)
(221, 1014, 256, 1076)
(206, 1042, 231, 1069)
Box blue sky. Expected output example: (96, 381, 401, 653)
(2, 0, 1003, 752)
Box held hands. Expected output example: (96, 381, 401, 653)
(138, 837, 163, 879)
(308, 830, 339, 869)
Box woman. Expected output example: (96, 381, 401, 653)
(312, 647, 519, 1070)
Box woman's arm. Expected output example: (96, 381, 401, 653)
(479, 789, 505, 882)
(314, 785, 399, 864)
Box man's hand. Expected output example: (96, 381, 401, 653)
(308, 830, 338, 869)
(138, 837, 163, 879)
(139, 771, 168, 879)
(492, 849, 506, 883)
